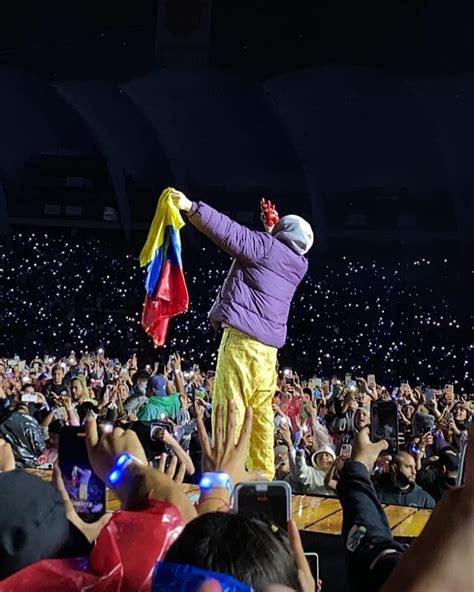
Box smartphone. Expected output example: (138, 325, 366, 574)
(315, 378, 322, 388)
(234, 481, 291, 529)
(348, 380, 357, 391)
(340, 443, 352, 459)
(367, 374, 376, 388)
(425, 388, 434, 401)
(457, 443, 468, 487)
(304, 552, 319, 582)
(120, 367, 128, 377)
(371, 401, 399, 454)
(21, 393, 38, 403)
(345, 373, 351, 385)
(58, 427, 106, 523)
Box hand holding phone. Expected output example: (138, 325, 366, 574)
(425, 388, 434, 401)
(371, 401, 399, 455)
(340, 443, 352, 460)
(58, 427, 106, 523)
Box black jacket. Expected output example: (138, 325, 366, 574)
(337, 462, 406, 592)
(0, 411, 45, 468)
(416, 466, 455, 502)
(374, 473, 436, 509)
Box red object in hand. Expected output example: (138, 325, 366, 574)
(260, 198, 280, 227)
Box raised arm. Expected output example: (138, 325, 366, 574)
(171, 189, 270, 263)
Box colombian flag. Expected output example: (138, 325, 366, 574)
(140, 188, 189, 346)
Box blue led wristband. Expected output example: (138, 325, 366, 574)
(107, 453, 144, 486)
(199, 472, 233, 495)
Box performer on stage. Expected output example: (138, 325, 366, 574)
(171, 189, 313, 479)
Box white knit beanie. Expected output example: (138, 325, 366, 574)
(272, 215, 314, 255)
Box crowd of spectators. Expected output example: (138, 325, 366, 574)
(0, 232, 470, 390)
(0, 232, 472, 591)
(0, 348, 472, 591)
(1, 350, 471, 501)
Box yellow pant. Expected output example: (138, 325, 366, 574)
(213, 327, 277, 480)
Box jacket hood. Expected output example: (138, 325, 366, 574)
(311, 445, 336, 468)
(272, 215, 314, 255)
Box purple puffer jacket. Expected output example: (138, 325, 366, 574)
(187, 201, 308, 348)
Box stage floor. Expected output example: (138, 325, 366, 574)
(29, 470, 431, 537)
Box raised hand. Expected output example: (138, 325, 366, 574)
(260, 197, 279, 231)
(356, 377, 369, 393)
(157, 453, 186, 484)
(196, 399, 260, 484)
(85, 417, 147, 482)
(277, 419, 294, 448)
(170, 189, 192, 212)
(170, 353, 182, 371)
(352, 426, 388, 472)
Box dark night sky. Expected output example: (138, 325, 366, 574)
(0, 1, 473, 80)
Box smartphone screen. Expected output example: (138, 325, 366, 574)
(58, 427, 106, 523)
(367, 374, 376, 387)
(371, 401, 399, 454)
(234, 481, 291, 529)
